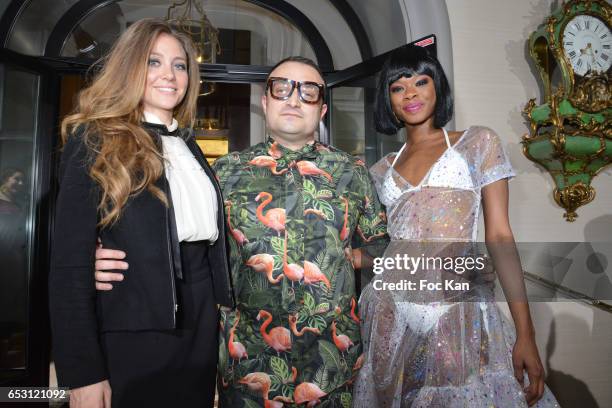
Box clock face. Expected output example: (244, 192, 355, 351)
(562, 15, 611, 76)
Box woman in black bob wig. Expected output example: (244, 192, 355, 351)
(375, 45, 453, 134)
(354, 45, 560, 408)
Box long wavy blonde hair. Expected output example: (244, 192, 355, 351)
(61, 18, 200, 227)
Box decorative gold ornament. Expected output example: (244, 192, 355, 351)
(166, 0, 220, 64)
(570, 74, 611, 113)
(523, 0, 611, 221)
(553, 181, 596, 221)
(166, 0, 220, 95)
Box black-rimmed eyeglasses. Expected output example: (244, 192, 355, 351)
(266, 77, 325, 104)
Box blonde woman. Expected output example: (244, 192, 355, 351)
(49, 19, 233, 407)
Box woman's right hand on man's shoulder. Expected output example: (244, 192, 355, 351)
(94, 241, 128, 291)
(70, 379, 112, 408)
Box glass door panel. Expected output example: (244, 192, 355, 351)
(0, 62, 39, 382)
(195, 81, 267, 164)
(330, 84, 403, 167)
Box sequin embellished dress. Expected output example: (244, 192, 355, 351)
(353, 126, 560, 407)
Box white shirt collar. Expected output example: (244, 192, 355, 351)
(143, 111, 179, 132)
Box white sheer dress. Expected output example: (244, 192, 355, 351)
(354, 126, 560, 407)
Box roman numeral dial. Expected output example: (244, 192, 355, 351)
(562, 15, 611, 76)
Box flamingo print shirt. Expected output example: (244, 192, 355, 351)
(213, 137, 388, 407)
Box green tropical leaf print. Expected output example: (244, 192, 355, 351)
(218, 336, 228, 372)
(247, 342, 267, 356)
(281, 384, 295, 397)
(269, 377, 281, 392)
(297, 309, 309, 324)
(239, 208, 249, 223)
(318, 340, 341, 370)
(315, 200, 335, 221)
(315, 302, 330, 314)
(359, 216, 372, 230)
(319, 253, 333, 275)
(303, 292, 316, 313)
(340, 392, 352, 408)
(313, 364, 331, 392)
(270, 236, 284, 256)
(303, 193, 313, 207)
(248, 292, 273, 308)
(270, 356, 289, 380)
(243, 398, 261, 408)
(272, 255, 282, 271)
(312, 315, 327, 331)
(303, 179, 317, 196)
(316, 189, 333, 199)
(243, 224, 268, 238)
(314, 250, 325, 265)
(248, 271, 269, 292)
(253, 167, 270, 179)
(324, 224, 341, 248)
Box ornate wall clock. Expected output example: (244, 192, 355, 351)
(523, 0, 611, 221)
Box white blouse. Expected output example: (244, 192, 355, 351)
(143, 111, 218, 243)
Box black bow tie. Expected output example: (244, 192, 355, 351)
(142, 121, 182, 137)
(163, 128, 182, 137)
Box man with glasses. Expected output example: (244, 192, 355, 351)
(94, 56, 387, 406)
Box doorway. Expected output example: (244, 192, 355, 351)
(0, 26, 436, 387)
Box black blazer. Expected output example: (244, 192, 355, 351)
(48, 122, 234, 389)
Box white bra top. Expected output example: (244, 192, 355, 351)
(381, 128, 475, 206)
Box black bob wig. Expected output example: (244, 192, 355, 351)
(375, 45, 453, 135)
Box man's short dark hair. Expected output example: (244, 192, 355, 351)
(375, 45, 453, 134)
(0, 167, 24, 185)
(267, 56, 326, 86)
